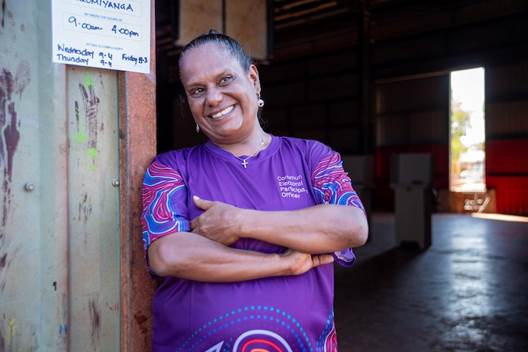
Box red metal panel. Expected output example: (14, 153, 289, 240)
(486, 139, 528, 215)
(486, 176, 528, 215)
(486, 139, 528, 174)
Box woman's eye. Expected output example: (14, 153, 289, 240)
(189, 88, 205, 97)
(219, 75, 233, 86)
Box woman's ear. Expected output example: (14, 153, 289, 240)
(248, 64, 261, 93)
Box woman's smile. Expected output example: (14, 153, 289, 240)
(208, 104, 236, 120)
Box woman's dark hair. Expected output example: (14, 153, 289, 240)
(178, 29, 252, 72)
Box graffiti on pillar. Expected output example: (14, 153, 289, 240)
(88, 298, 101, 348)
(0, 0, 15, 32)
(0, 62, 30, 233)
(74, 73, 100, 171)
(1, 0, 6, 29)
(78, 192, 93, 225)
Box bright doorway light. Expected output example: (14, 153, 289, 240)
(471, 213, 528, 223)
(449, 67, 486, 193)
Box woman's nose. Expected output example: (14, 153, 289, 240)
(205, 88, 222, 107)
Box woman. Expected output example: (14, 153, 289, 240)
(141, 31, 368, 352)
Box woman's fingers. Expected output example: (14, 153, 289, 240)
(312, 254, 334, 267)
(285, 251, 334, 276)
(193, 195, 215, 210)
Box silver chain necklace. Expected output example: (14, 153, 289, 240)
(237, 134, 270, 168)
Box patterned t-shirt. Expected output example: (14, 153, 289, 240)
(141, 135, 364, 352)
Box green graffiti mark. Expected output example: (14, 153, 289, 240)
(87, 147, 98, 158)
(84, 73, 94, 88)
(73, 132, 88, 143)
(87, 147, 97, 172)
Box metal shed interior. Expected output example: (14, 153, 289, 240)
(156, 0, 528, 216)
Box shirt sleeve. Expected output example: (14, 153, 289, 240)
(141, 159, 190, 265)
(310, 142, 365, 267)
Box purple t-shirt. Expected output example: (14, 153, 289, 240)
(141, 136, 364, 352)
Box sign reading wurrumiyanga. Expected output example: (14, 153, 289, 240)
(52, 0, 151, 73)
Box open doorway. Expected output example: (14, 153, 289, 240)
(449, 67, 487, 211)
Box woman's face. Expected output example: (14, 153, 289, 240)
(179, 43, 260, 144)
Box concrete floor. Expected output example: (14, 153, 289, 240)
(334, 213, 528, 352)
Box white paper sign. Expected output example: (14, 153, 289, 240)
(52, 0, 151, 73)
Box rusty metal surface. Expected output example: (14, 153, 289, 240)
(0, 0, 68, 350)
(119, 1, 157, 351)
(1, 1, 121, 351)
(118, 70, 157, 352)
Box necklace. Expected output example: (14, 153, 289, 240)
(237, 133, 271, 168)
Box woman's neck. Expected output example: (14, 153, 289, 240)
(214, 126, 270, 157)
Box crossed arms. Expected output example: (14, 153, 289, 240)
(148, 196, 368, 282)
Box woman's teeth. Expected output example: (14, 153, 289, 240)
(210, 105, 234, 120)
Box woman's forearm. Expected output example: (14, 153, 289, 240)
(239, 204, 368, 254)
(148, 232, 289, 282)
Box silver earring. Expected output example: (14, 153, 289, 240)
(196, 124, 200, 133)
(257, 92, 265, 108)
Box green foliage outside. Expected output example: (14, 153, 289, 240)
(450, 101, 471, 175)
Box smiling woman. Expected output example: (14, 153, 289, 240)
(179, 40, 262, 149)
(141, 30, 368, 352)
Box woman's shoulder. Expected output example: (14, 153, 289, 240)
(277, 135, 328, 150)
(149, 144, 207, 171)
(276, 135, 336, 170)
(277, 135, 333, 156)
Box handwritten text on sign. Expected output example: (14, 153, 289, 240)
(52, 0, 151, 73)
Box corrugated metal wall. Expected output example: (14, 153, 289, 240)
(260, 50, 362, 154)
(256, 0, 528, 213)
(485, 62, 528, 215)
(374, 75, 450, 210)
(0, 1, 120, 350)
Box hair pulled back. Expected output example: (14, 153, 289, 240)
(178, 29, 252, 72)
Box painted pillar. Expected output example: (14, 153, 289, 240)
(66, 66, 120, 351)
(1, 0, 71, 349)
(0, 0, 156, 351)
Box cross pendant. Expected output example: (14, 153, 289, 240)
(241, 159, 249, 168)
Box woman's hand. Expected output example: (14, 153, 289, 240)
(191, 196, 242, 245)
(281, 250, 334, 276)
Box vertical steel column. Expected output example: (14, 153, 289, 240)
(119, 1, 157, 351)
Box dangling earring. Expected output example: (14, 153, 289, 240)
(257, 93, 264, 108)
(196, 124, 200, 133)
